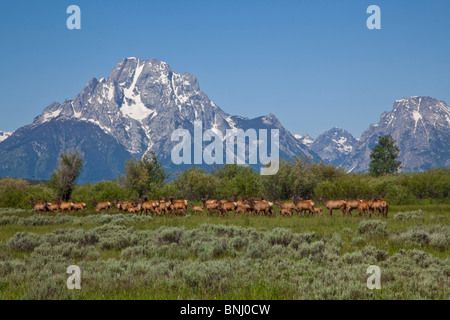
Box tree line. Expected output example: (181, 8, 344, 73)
(0, 135, 448, 208)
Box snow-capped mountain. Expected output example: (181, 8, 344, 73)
(294, 134, 315, 147)
(0, 57, 320, 183)
(0, 57, 447, 182)
(309, 128, 358, 166)
(0, 131, 12, 143)
(342, 96, 450, 172)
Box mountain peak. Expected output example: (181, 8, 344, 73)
(2, 57, 321, 182)
(310, 127, 357, 165)
(343, 96, 450, 172)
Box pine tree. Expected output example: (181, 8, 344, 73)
(369, 135, 401, 176)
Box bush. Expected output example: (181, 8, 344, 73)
(394, 210, 425, 220)
(392, 225, 449, 251)
(71, 180, 136, 205)
(157, 227, 185, 245)
(8, 232, 42, 251)
(267, 228, 292, 246)
(171, 167, 219, 200)
(358, 220, 388, 237)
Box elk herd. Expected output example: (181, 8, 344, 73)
(29, 198, 86, 213)
(29, 195, 389, 218)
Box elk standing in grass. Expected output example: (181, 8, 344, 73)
(380, 198, 389, 218)
(30, 200, 48, 213)
(126, 201, 142, 214)
(56, 198, 75, 213)
(318, 196, 346, 216)
(275, 201, 294, 217)
(246, 197, 274, 217)
(345, 198, 363, 216)
(235, 197, 254, 216)
(313, 206, 323, 217)
(46, 202, 60, 212)
(90, 198, 112, 212)
(168, 196, 188, 216)
(158, 198, 172, 216)
(294, 196, 315, 216)
(141, 198, 160, 215)
(189, 203, 204, 215)
(371, 197, 389, 218)
(72, 200, 86, 212)
(357, 199, 373, 217)
(219, 200, 238, 217)
(201, 197, 222, 216)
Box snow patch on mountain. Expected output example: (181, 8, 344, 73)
(42, 109, 62, 122)
(0, 131, 12, 143)
(310, 127, 357, 166)
(120, 61, 155, 121)
(294, 134, 315, 147)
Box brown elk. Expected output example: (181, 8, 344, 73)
(120, 201, 135, 211)
(371, 197, 389, 218)
(357, 199, 373, 217)
(293, 196, 315, 215)
(313, 206, 323, 216)
(345, 198, 363, 215)
(46, 202, 60, 212)
(113, 200, 133, 211)
(318, 196, 346, 216)
(71, 200, 86, 212)
(275, 201, 294, 217)
(30, 200, 48, 213)
(141, 199, 160, 215)
(246, 197, 274, 217)
(379, 198, 389, 218)
(277, 198, 298, 214)
(235, 197, 254, 216)
(201, 197, 222, 216)
(90, 198, 112, 212)
(168, 196, 188, 215)
(201, 195, 219, 206)
(259, 197, 275, 216)
(158, 198, 172, 216)
(189, 203, 204, 215)
(127, 201, 142, 214)
(56, 198, 75, 213)
(113, 200, 122, 210)
(219, 200, 238, 217)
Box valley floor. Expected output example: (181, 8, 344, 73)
(0, 204, 448, 300)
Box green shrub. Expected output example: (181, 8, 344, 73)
(394, 210, 425, 220)
(267, 228, 292, 246)
(8, 232, 42, 251)
(157, 227, 185, 245)
(358, 220, 388, 237)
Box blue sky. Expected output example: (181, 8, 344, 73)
(1, 0, 449, 138)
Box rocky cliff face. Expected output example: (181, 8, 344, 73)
(309, 128, 358, 166)
(342, 96, 450, 172)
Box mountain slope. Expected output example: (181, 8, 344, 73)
(309, 127, 358, 166)
(0, 131, 12, 143)
(342, 96, 450, 172)
(293, 134, 314, 148)
(0, 120, 133, 184)
(0, 57, 320, 182)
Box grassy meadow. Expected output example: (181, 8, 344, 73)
(0, 203, 448, 300)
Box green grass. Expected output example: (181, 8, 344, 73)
(0, 203, 448, 300)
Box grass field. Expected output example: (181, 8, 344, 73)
(0, 204, 448, 300)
